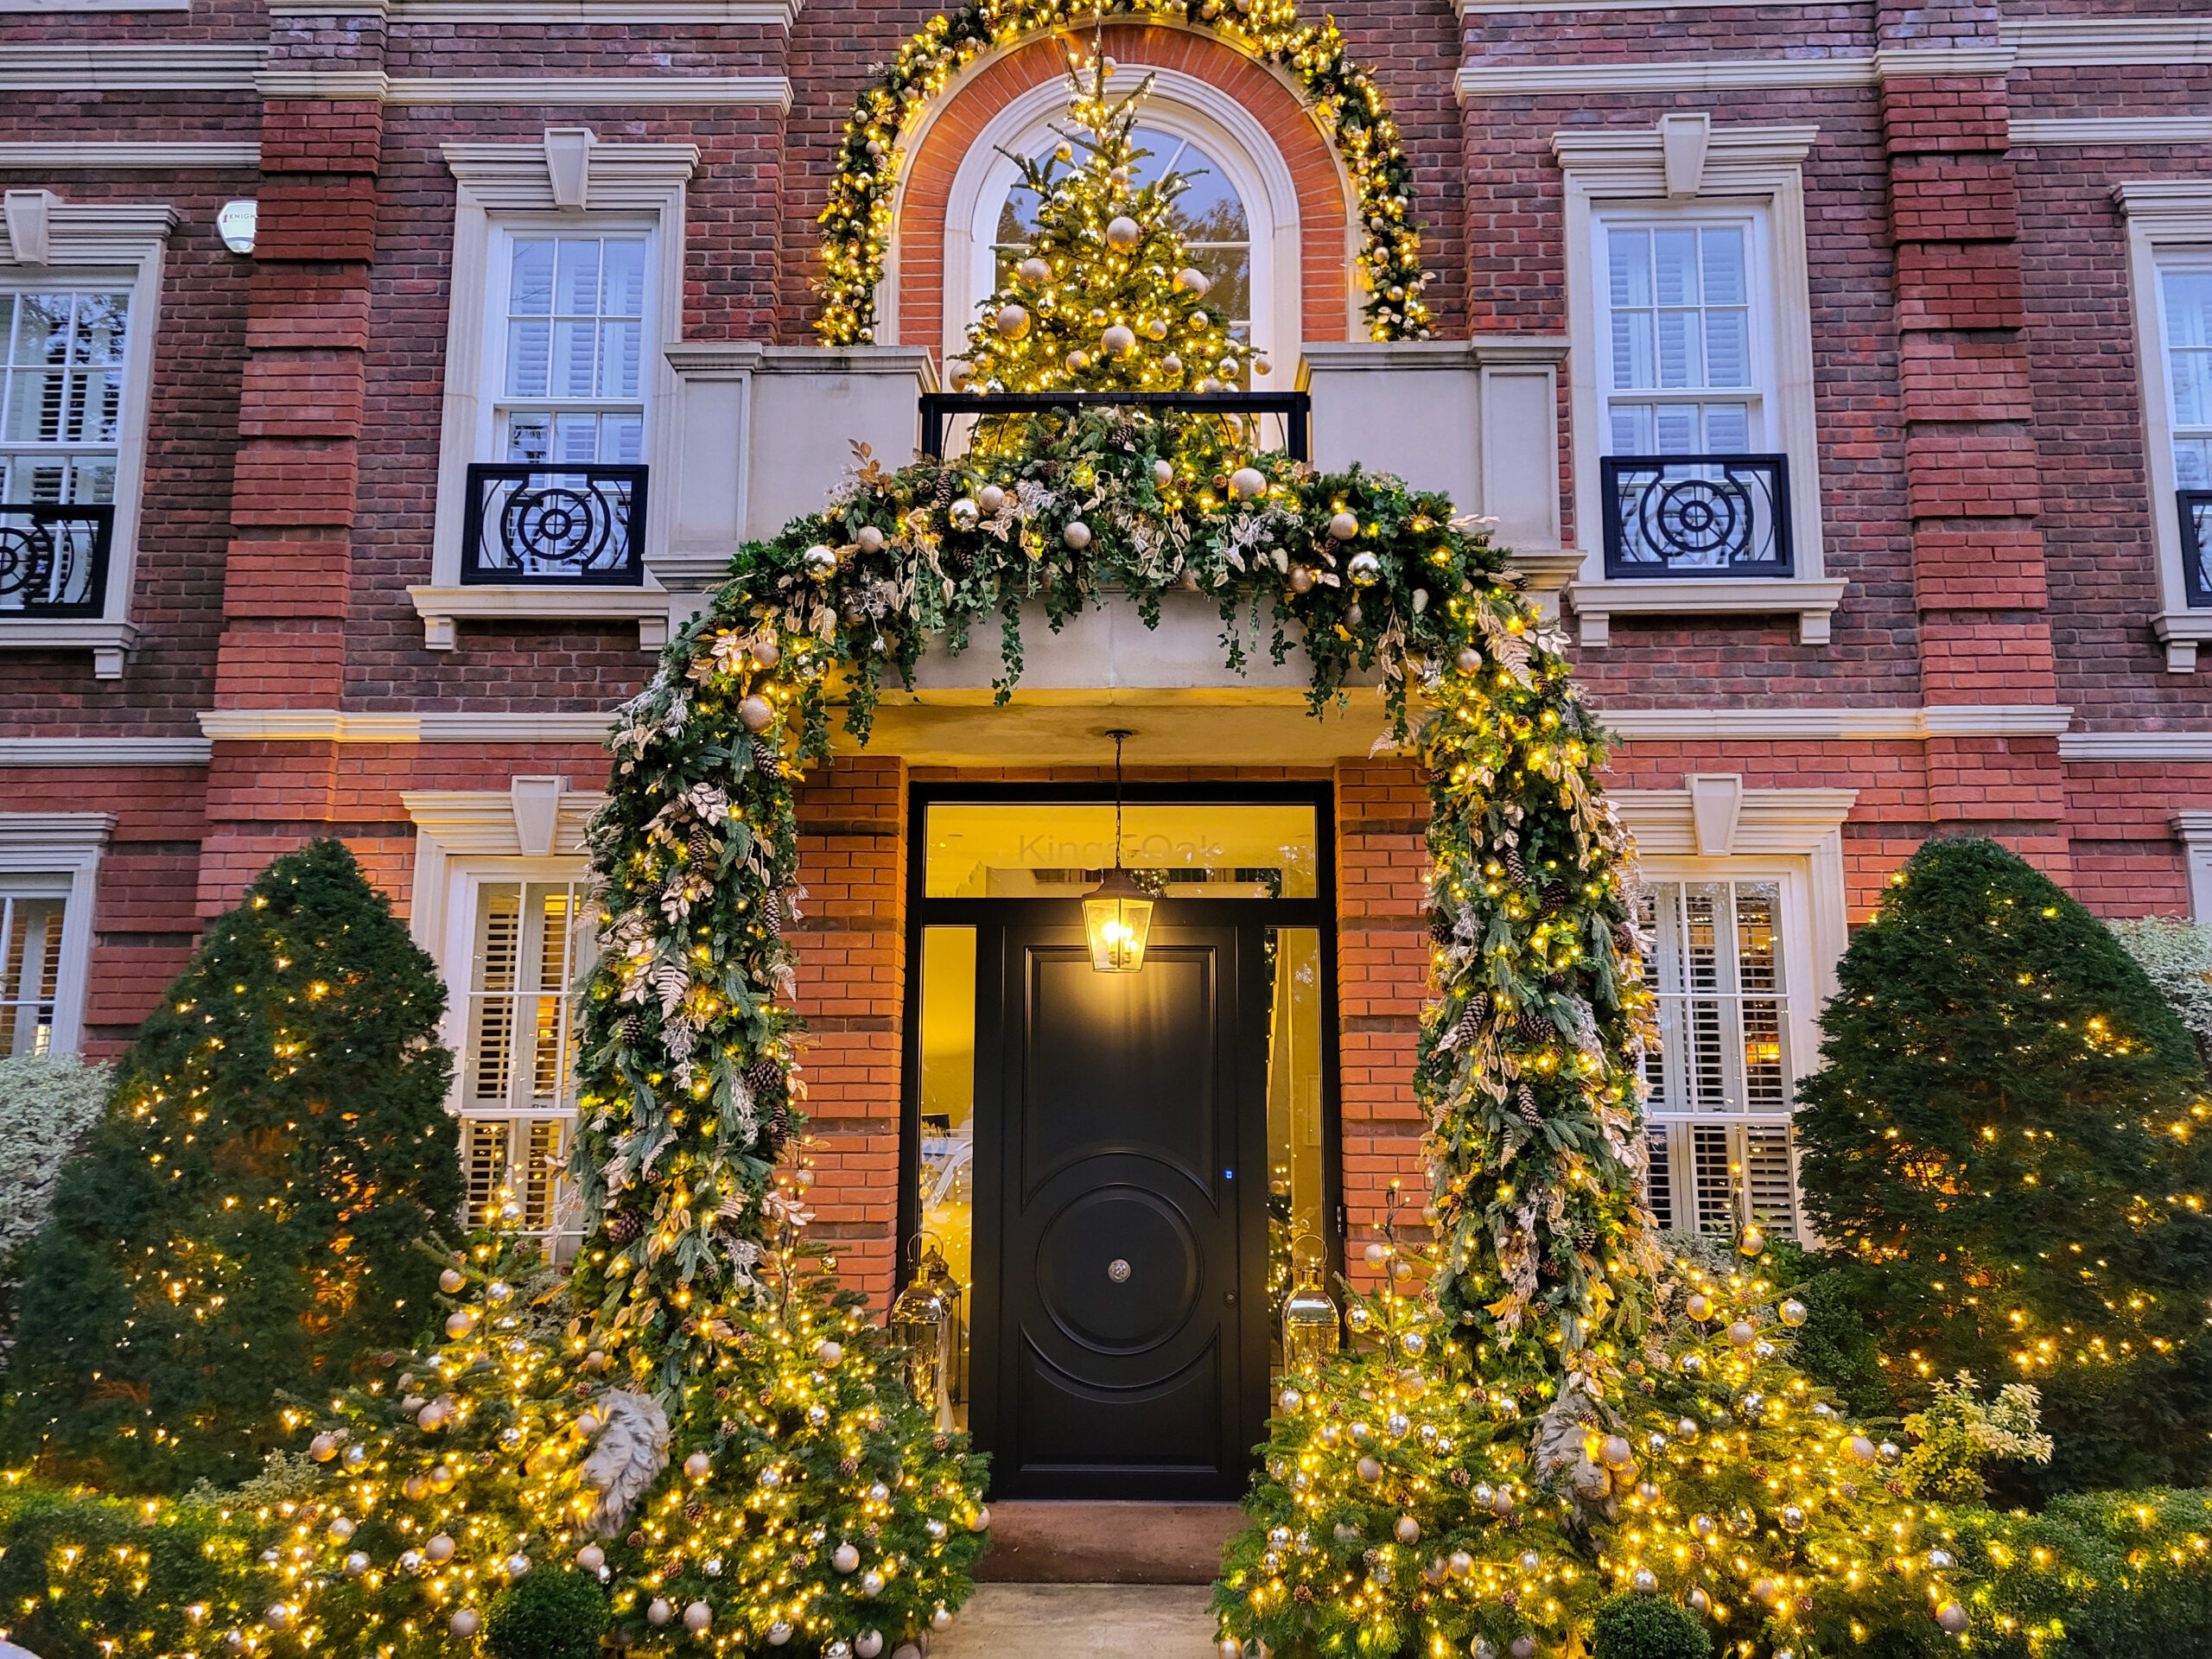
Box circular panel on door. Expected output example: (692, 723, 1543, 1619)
(1033, 1184, 1202, 1355)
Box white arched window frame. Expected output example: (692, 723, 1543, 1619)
(938, 69, 1302, 379)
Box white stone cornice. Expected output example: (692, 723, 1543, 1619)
(0, 737, 211, 766)
(1568, 578, 1850, 649)
(442, 131, 701, 210)
(1593, 703, 2074, 743)
(2062, 730, 2212, 763)
(1461, 55, 1878, 100)
(0, 142, 261, 169)
(1608, 785, 1857, 858)
(269, 0, 798, 16)
(403, 786, 607, 858)
(1550, 119, 1821, 190)
(196, 709, 618, 744)
(0, 43, 267, 91)
(394, 74, 792, 108)
(2012, 118, 2212, 149)
(0, 810, 115, 850)
(2000, 16, 2212, 67)
(256, 68, 391, 100)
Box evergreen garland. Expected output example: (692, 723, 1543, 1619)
(3, 840, 460, 1492)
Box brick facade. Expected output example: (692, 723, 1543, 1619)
(0, 0, 2207, 1306)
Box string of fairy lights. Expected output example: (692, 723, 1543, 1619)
(813, 0, 1433, 347)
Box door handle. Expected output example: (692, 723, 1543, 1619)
(1223, 1290, 1237, 1306)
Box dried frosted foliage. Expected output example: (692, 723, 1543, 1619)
(0, 1052, 110, 1257)
(2107, 915, 2212, 1057)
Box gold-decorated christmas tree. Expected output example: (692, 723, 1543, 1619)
(952, 54, 1267, 397)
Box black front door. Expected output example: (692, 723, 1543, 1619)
(969, 918, 1268, 1500)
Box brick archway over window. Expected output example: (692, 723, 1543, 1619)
(893, 22, 1356, 365)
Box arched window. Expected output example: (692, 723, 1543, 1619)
(940, 71, 1300, 374)
(990, 125, 1253, 346)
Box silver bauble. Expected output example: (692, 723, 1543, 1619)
(1175, 266, 1211, 296)
(344, 1552, 370, 1577)
(1779, 1297, 1808, 1326)
(1395, 1515, 1420, 1544)
(647, 1600, 674, 1627)
(426, 1534, 455, 1562)
(1356, 1456, 1383, 1483)
(804, 543, 839, 577)
(948, 498, 980, 531)
(833, 1542, 861, 1573)
(856, 524, 886, 554)
(683, 1601, 712, 1634)
(1103, 324, 1136, 357)
(1017, 257, 1050, 285)
(1062, 520, 1092, 550)
(995, 304, 1031, 340)
(859, 1570, 885, 1597)
(1230, 467, 1266, 501)
(1346, 550, 1382, 586)
(738, 696, 774, 733)
(1107, 216, 1141, 248)
(977, 483, 1006, 515)
(855, 1634, 884, 1659)
(931, 1606, 953, 1633)
(766, 1620, 792, 1644)
(449, 1610, 480, 1639)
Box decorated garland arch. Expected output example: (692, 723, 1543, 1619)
(812, 0, 1435, 346)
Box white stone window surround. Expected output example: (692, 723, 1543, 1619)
(404, 778, 604, 1248)
(2115, 182, 2212, 673)
(0, 810, 112, 1054)
(0, 190, 175, 679)
(1610, 778, 1853, 1245)
(1554, 115, 1844, 649)
(415, 130, 700, 654)
(937, 68, 1302, 383)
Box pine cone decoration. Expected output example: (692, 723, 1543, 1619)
(605, 1210, 643, 1245)
(753, 746, 782, 783)
(1574, 1224, 1598, 1250)
(761, 889, 784, 938)
(1429, 913, 1453, 945)
(684, 1501, 706, 1526)
(746, 1055, 784, 1101)
(1504, 849, 1527, 886)
(944, 544, 976, 577)
(1516, 1010, 1556, 1045)
(690, 824, 714, 868)
(1449, 992, 1491, 1049)
(933, 468, 957, 507)
(766, 1097, 791, 1142)
(1546, 969, 1567, 990)
(1109, 420, 1138, 448)
(1293, 1586, 1314, 1606)
(1516, 1083, 1541, 1126)
(1613, 920, 1638, 954)
(1541, 880, 1569, 912)
(621, 1009, 646, 1047)
(840, 1456, 861, 1478)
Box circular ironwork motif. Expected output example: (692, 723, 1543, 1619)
(499, 480, 623, 572)
(0, 523, 59, 601)
(1637, 474, 1749, 564)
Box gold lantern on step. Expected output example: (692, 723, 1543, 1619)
(1281, 1231, 1340, 1372)
(889, 1236, 961, 1431)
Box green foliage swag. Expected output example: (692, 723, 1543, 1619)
(484, 1569, 607, 1659)
(1795, 836, 2212, 1499)
(3, 840, 461, 1491)
(1592, 1592, 1713, 1659)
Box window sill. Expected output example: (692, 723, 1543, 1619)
(2152, 610, 2212, 673)
(408, 585, 670, 652)
(1567, 576, 1847, 647)
(0, 618, 140, 679)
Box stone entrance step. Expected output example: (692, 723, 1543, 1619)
(933, 1585, 1218, 1656)
(972, 1501, 1243, 1585)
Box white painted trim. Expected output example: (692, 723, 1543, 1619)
(1554, 118, 1827, 641)
(2116, 182, 2212, 667)
(428, 133, 695, 647)
(938, 67, 1303, 376)
(0, 44, 265, 91)
(199, 709, 619, 744)
(0, 0, 186, 10)
(402, 785, 605, 956)
(1, 202, 175, 673)
(2000, 17, 2212, 68)
(255, 70, 794, 105)
(0, 810, 113, 1052)
(271, 0, 798, 17)
(2011, 118, 2212, 149)
(1595, 702, 2073, 742)
(2060, 730, 2212, 763)
(0, 736, 211, 766)
(2175, 810, 2212, 924)
(0, 143, 260, 170)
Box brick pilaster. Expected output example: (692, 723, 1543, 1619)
(200, 14, 387, 912)
(792, 757, 908, 1313)
(1881, 11, 2069, 872)
(1333, 758, 1432, 1294)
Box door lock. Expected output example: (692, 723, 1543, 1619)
(1223, 1290, 1237, 1306)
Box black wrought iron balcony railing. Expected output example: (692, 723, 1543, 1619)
(461, 462, 648, 587)
(919, 391, 1311, 461)
(1600, 453, 1794, 580)
(2181, 489, 2212, 607)
(0, 502, 113, 617)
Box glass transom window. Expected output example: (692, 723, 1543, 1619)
(498, 232, 648, 467)
(925, 801, 1316, 899)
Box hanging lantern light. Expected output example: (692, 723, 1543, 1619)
(1281, 1231, 1341, 1370)
(1084, 730, 1154, 973)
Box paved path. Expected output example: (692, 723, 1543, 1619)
(931, 1584, 1219, 1656)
